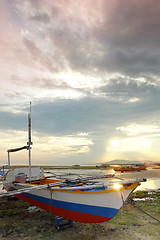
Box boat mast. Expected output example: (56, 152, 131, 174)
(27, 102, 33, 182)
(7, 151, 10, 170)
(6, 103, 32, 174)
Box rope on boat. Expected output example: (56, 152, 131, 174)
(47, 184, 53, 214)
(128, 198, 160, 223)
(50, 190, 53, 214)
(120, 189, 125, 204)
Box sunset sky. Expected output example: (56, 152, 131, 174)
(1, 0, 160, 165)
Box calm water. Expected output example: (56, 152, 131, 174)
(43, 167, 160, 191)
(112, 168, 160, 191)
(0, 167, 160, 194)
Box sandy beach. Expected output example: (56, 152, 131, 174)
(0, 190, 159, 240)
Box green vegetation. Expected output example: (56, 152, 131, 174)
(10, 165, 111, 170)
(0, 191, 159, 240)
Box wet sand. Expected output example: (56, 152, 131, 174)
(0, 191, 159, 240)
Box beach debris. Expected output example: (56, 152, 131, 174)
(133, 197, 155, 201)
(129, 198, 160, 223)
(27, 206, 40, 213)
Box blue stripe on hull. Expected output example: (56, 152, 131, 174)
(5, 184, 119, 219)
(0, 170, 6, 176)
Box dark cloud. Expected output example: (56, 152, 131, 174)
(0, 111, 27, 131)
(6, 0, 160, 102)
(98, 78, 159, 102)
(30, 13, 50, 23)
(23, 38, 59, 72)
(101, 0, 160, 48)
(15, 0, 160, 77)
(55, 1, 160, 76)
(1, 94, 160, 163)
(0, 98, 121, 134)
(13, 0, 160, 78)
(1, 97, 159, 152)
(24, 38, 41, 59)
(30, 96, 160, 136)
(94, 48, 160, 76)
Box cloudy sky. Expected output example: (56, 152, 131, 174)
(1, 0, 160, 166)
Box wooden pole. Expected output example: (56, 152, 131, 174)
(27, 102, 33, 182)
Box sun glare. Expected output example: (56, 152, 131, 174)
(114, 183, 122, 190)
(111, 139, 120, 148)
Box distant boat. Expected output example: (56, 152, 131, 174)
(96, 163, 108, 168)
(72, 164, 80, 167)
(151, 165, 160, 170)
(113, 165, 147, 173)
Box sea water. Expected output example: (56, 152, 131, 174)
(44, 167, 160, 191)
(0, 167, 160, 194)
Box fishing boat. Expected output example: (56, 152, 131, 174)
(113, 165, 147, 173)
(3, 168, 146, 223)
(0, 105, 146, 223)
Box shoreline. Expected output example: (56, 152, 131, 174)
(0, 190, 159, 240)
(1, 167, 160, 193)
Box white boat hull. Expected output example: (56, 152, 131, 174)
(4, 180, 139, 223)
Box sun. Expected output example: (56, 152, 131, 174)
(111, 139, 120, 148)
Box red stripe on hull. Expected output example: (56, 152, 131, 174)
(54, 206, 110, 223)
(12, 193, 110, 223)
(14, 194, 52, 212)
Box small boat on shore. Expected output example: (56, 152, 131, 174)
(0, 105, 146, 223)
(2, 167, 146, 223)
(113, 165, 147, 173)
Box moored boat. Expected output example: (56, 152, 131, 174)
(152, 166, 160, 169)
(113, 165, 147, 173)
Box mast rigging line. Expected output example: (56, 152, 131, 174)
(129, 198, 160, 223)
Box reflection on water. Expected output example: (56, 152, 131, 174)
(0, 168, 160, 194)
(111, 168, 160, 191)
(40, 167, 160, 191)
(137, 178, 160, 191)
